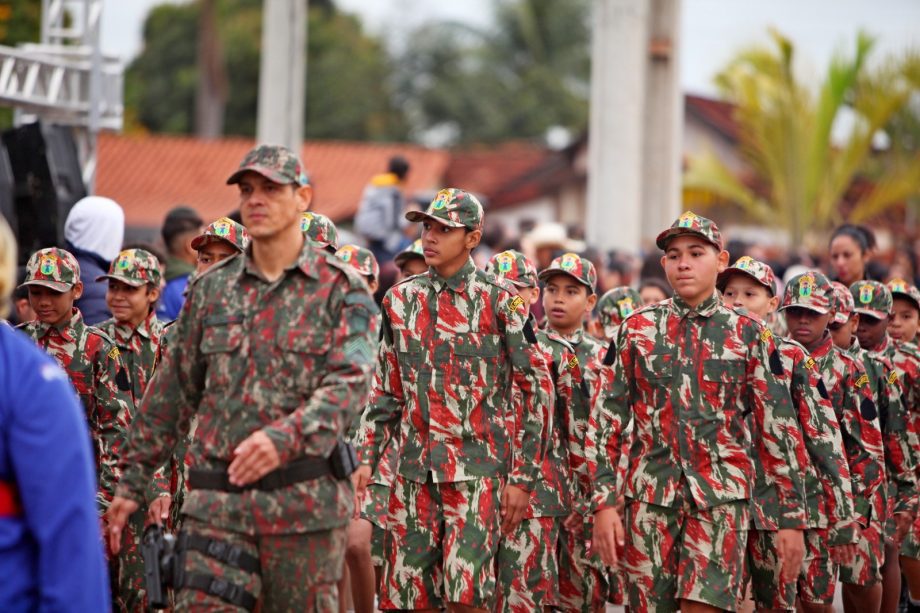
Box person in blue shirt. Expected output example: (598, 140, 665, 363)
(156, 205, 203, 321)
(0, 216, 110, 612)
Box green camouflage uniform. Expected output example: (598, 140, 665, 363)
(192, 217, 251, 253)
(302, 211, 339, 252)
(595, 285, 642, 343)
(394, 238, 426, 272)
(115, 146, 377, 612)
(353, 190, 551, 610)
(588, 213, 808, 612)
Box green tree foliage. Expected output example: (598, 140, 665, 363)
(683, 30, 920, 243)
(394, 0, 591, 144)
(0, 0, 41, 129)
(125, 0, 407, 140)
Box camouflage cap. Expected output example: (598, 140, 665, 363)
(226, 144, 309, 186)
(405, 188, 483, 230)
(830, 281, 855, 325)
(538, 252, 598, 293)
(96, 248, 163, 288)
(597, 286, 643, 334)
(717, 256, 777, 296)
(887, 278, 920, 312)
(655, 210, 723, 251)
(393, 239, 425, 269)
(335, 244, 380, 280)
(780, 270, 834, 315)
(485, 249, 538, 289)
(191, 217, 250, 252)
(850, 280, 892, 320)
(20, 247, 81, 292)
(301, 212, 339, 251)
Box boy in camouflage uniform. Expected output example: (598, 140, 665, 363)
(107, 145, 378, 611)
(590, 212, 808, 612)
(780, 274, 885, 609)
(302, 211, 339, 253)
(590, 285, 642, 343)
(844, 280, 917, 609)
(486, 249, 571, 612)
(718, 259, 855, 612)
(395, 238, 428, 279)
(192, 216, 250, 271)
(97, 248, 171, 612)
(353, 188, 551, 611)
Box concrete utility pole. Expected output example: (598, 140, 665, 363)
(257, 0, 307, 152)
(586, 0, 682, 254)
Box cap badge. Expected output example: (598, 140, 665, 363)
(618, 297, 635, 319)
(678, 211, 699, 228)
(431, 189, 451, 211)
(300, 213, 313, 233)
(39, 255, 57, 276)
(560, 253, 579, 272)
(799, 274, 816, 298)
(497, 252, 514, 273)
(859, 284, 874, 305)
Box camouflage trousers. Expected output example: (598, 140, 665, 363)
(113, 508, 147, 612)
(359, 483, 390, 567)
(745, 528, 797, 610)
(797, 529, 837, 605)
(900, 512, 920, 559)
(838, 519, 884, 586)
(622, 497, 750, 612)
(557, 513, 611, 612)
(495, 516, 560, 612)
(380, 475, 502, 610)
(175, 516, 345, 612)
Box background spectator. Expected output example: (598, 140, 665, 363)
(157, 206, 203, 321)
(354, 155, 411, 263)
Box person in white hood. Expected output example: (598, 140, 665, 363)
(64, 196, 125, 325)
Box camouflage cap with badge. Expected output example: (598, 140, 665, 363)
(717, 256, 777, 296)
(655, 210, 724, 251)
(597, 286, 643, 336)
(538, 252, 598, 293)
(405, 188, 483, 230)
(20, 247, 81, 292)
(191, 217, 250, 253)
(301, 212, 339, 252)
(780, 270, 834, 314)
(485, 249, 538, 289)
(226, 144, 310, 186)
(335, 244, 380, 280)
(394, 239, 425, 269)
(887, 278, 920, 312)
(97, 248, 162, 287)
(849, 280, 892, 320)
(830, 281, 855, 326)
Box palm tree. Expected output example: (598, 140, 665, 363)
(683, 30, 920, 244)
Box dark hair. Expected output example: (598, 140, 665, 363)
(639, 276, 672, 298)
(388, 155, 410, 180)
(161, 206, 203, 251)
(830, 224, 876, 254)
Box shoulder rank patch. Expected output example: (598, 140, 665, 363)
(508, 296, 525, 314)
(108, 347, 120, 360)
(760, 328, 773, 343)
(804, 357, 817, 371)
(855, 373, 870, 388)
(567, 355, 580, 370)
(889, 371, 899, 385)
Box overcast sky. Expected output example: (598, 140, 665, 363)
(100, 0, 920, 95)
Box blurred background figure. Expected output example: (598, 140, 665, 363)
(354, 155, 411, 263)
(64, 196, 126, 325)
(157, 205, 203, 321)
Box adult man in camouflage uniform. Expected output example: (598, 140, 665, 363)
(781, 274, 885, 609)
(106, 144, 378, 611)
(590, 212, 808, 612)
(97, 248, 171, 612)
(719, 259, 855, 611)
(353, 189, 551, 612)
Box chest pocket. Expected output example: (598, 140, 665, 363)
(637, 352, 674, 408)
(394, 333, 423, 383)
(200, 315, 245, 354)
(452, 332, 502, 386)
(701, 358, 746, 411)
(276, 326, 332, 392)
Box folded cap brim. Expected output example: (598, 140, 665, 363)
(191, 234, 243, 251)
(656, 227, 721, 251)
(226, 165, 294, 185)
(831, 312, 851, 325)
(537, 268, 593, 289)
(394, 251, 425, 267)
(853, 308, 887, 320)
(18, 279, 72, 292)
(405, 210, 466, 228)
(95, 274, 147, 287)
(716, 267, 775, 295)
(779, 303, 829, 315)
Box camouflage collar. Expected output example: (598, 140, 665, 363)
(113, 310, 160, 344)
(807, 332, 835, 361)
(671, 291, 721, 319)
(872, 334, 891, 356)
(242, 237, 322, 282)
(429, 258, 476, 294)
(35, 307, 83, 343)
(550, 326, 586, 346)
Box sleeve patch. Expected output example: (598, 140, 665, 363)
(804, 357, 817, 370)
(760, 328, 773, 343)
(769, 349, 784, 376)
(860, 397, 878, 421)
(888, 371, 899, 385)
(108, 347, 120, 360)
(855, 374, 870, 389)
(567, 355, 580, 370)
(603, 341, 616, 366)
(508, 296, 525, 314)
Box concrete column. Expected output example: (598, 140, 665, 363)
(586, 0, 649, 255)
(257, 0, 307, 152)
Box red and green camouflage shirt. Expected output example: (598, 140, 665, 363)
(354, 258, 551, 489)
(851, 336, 918, 519)
(588, 292, 808, 529)
(19, 308, 134, 511)
(768, 337, 855, 543)
(115, 240, 378, 535)
(888, 339, 920, 487)
(808, 334, 885, 527)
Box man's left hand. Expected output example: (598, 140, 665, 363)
(228, 431, 281, 486)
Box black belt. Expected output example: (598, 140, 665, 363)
(188, 456, 332, 493)
(182, 574, 257, 611)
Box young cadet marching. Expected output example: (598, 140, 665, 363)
(535, 253, 614, 612)
(718, 258, 855, 611)
(96, 248, 170, 612)
(485, 248, 566, 612)
(106, 144, 378, 611)
(352, 188, 551, 612)
(589, 212, 808, 612)
(590, 285, 642, 344)
(302, 210, 339, 253)
(394, 238, 428, 279)
(844, 280, 917, 609)
(780, 274, 885, 610)
(334, 244, 386, 613)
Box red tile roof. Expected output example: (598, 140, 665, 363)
(96, 133, 451, 228)
(685, 94, 738, 142)
(442, 142, 553, 202)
